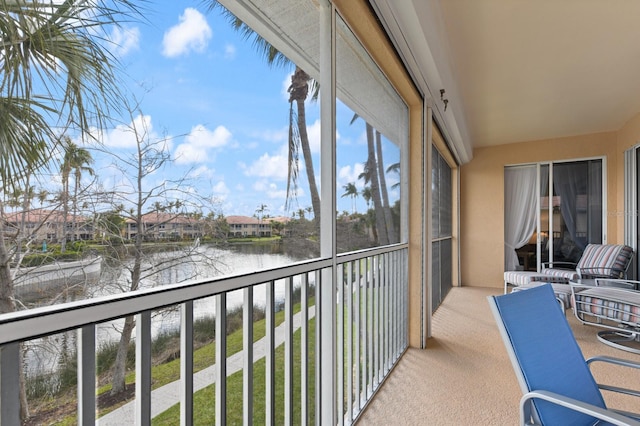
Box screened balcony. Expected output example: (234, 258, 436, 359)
(3, 0, 640, 424)
(4, 262, 640, 425)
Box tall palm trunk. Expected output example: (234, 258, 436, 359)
(366, 124, 388, 245)
(61, 173, 70, 252)
(375, 131, 396, 243)
(290, 67, 321, 227)
(73, 171, 80, 242)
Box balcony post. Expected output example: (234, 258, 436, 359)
(1, 342, 20, 426)
(319, 0, 337, 424)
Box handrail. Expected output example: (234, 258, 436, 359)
(0, 243, 408, 345)
(0, 256, 331, 345)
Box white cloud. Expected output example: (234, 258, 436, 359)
(189, 165, 215, 179)
(306, 119, 321, 153)
(91, 114, 157, 149)
(213, 181, 229, 195)
(243, 152, 288, 180)
(252, 127, 287, 144)
(338, 163, 365, 188)
(281, 73, 293, 100)
(174, 125, 232, 165)
(109, 26, 140, 57)
(224, 44, 236, 59)
(162, 8, 212, 58)
(253, 181, 288, 200)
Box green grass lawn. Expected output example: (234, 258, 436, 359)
(89, 298, 316, 423)
(152, 316, 316, 425)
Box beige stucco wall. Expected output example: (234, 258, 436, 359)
(460, 131, 620, 289)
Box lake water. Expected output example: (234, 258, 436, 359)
(24, 242, 312, 376)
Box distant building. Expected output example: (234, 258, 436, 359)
(2, 209, 94, 242)
(264, 216, 292, 237)
(125, 212, 202, 240)
(226, 215, 272, 237)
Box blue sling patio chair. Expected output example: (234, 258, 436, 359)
(488, 284, 640, 425)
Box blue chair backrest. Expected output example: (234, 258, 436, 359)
(490, 284, 607, 425)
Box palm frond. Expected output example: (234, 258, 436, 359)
(0, 95, 54, 190)
(206, 1, 291, 70)
(0, 0, 141, 190)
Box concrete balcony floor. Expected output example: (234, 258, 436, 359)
(357, 286, 640, 425)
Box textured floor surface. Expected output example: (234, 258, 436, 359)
(357, 286, 640, 425)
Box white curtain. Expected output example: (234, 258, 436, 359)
(504, 166, 538, 271)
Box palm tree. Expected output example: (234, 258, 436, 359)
(205, 3, 321, 227)
(255, 203, 269, 221)
(387, 162, 401, 190)
(0, 0, 137, 309)
(60, 138, 94, 251)
(342, 182, 359, 214)
(375, 130, 397, 243)
(363, 123, 389, 245)
(351, 113, 396, 244)
(0, 1, 138, 419)
(361, 186, 372, 210)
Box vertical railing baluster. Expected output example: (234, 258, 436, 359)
(380, 253, 385, 375)
(300, 274, 309, 426)
(367, 256, 373, 398)
(384, 253, 393, 374)
(337, 262, 344, 426)
(404, 249, 409, 346)
(285, 277, 294, 426)
(354, 259, 361, 408)
(361, 257, 368, 402)
(216, 294, 227, 426)
(395, 250, 400, 359)
(181, 301, 194, 426)
(389, 251, 394, 361)
(315, 270, 323, 426)
(388, 252, 395, 362)
(78, 325, 96, 425)
(346, 260, 353, 421)
(398, 250, 402, 356)
(373, 255, 379, 388)
(266, 281, 275, 426)
(392, 251, 398, 360)
(136, 311, 152, 425)
(1, 342, 21, 425)
(243, 287, 254, 426)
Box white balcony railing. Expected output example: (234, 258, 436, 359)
(0, 245, 408, 425)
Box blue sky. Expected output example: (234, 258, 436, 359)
(70, 3, 400, 218)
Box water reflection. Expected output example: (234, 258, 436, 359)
(24, 242, 312, 377)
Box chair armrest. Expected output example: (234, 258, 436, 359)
(594, 278, 640, 290)
(588, 355, 640, 369)
(587, 356, 640, 398)
(577, 266, 625, 279)
(521, 390, 640, 426)
(542, 261, 577, 270)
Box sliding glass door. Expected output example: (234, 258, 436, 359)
(505, 158, 604, 272)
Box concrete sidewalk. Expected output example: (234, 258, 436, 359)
(97, 307, 315, 425)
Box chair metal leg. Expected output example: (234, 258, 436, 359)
(597, 328, 640, 355)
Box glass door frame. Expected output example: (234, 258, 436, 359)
(506, 156, 607, 272)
